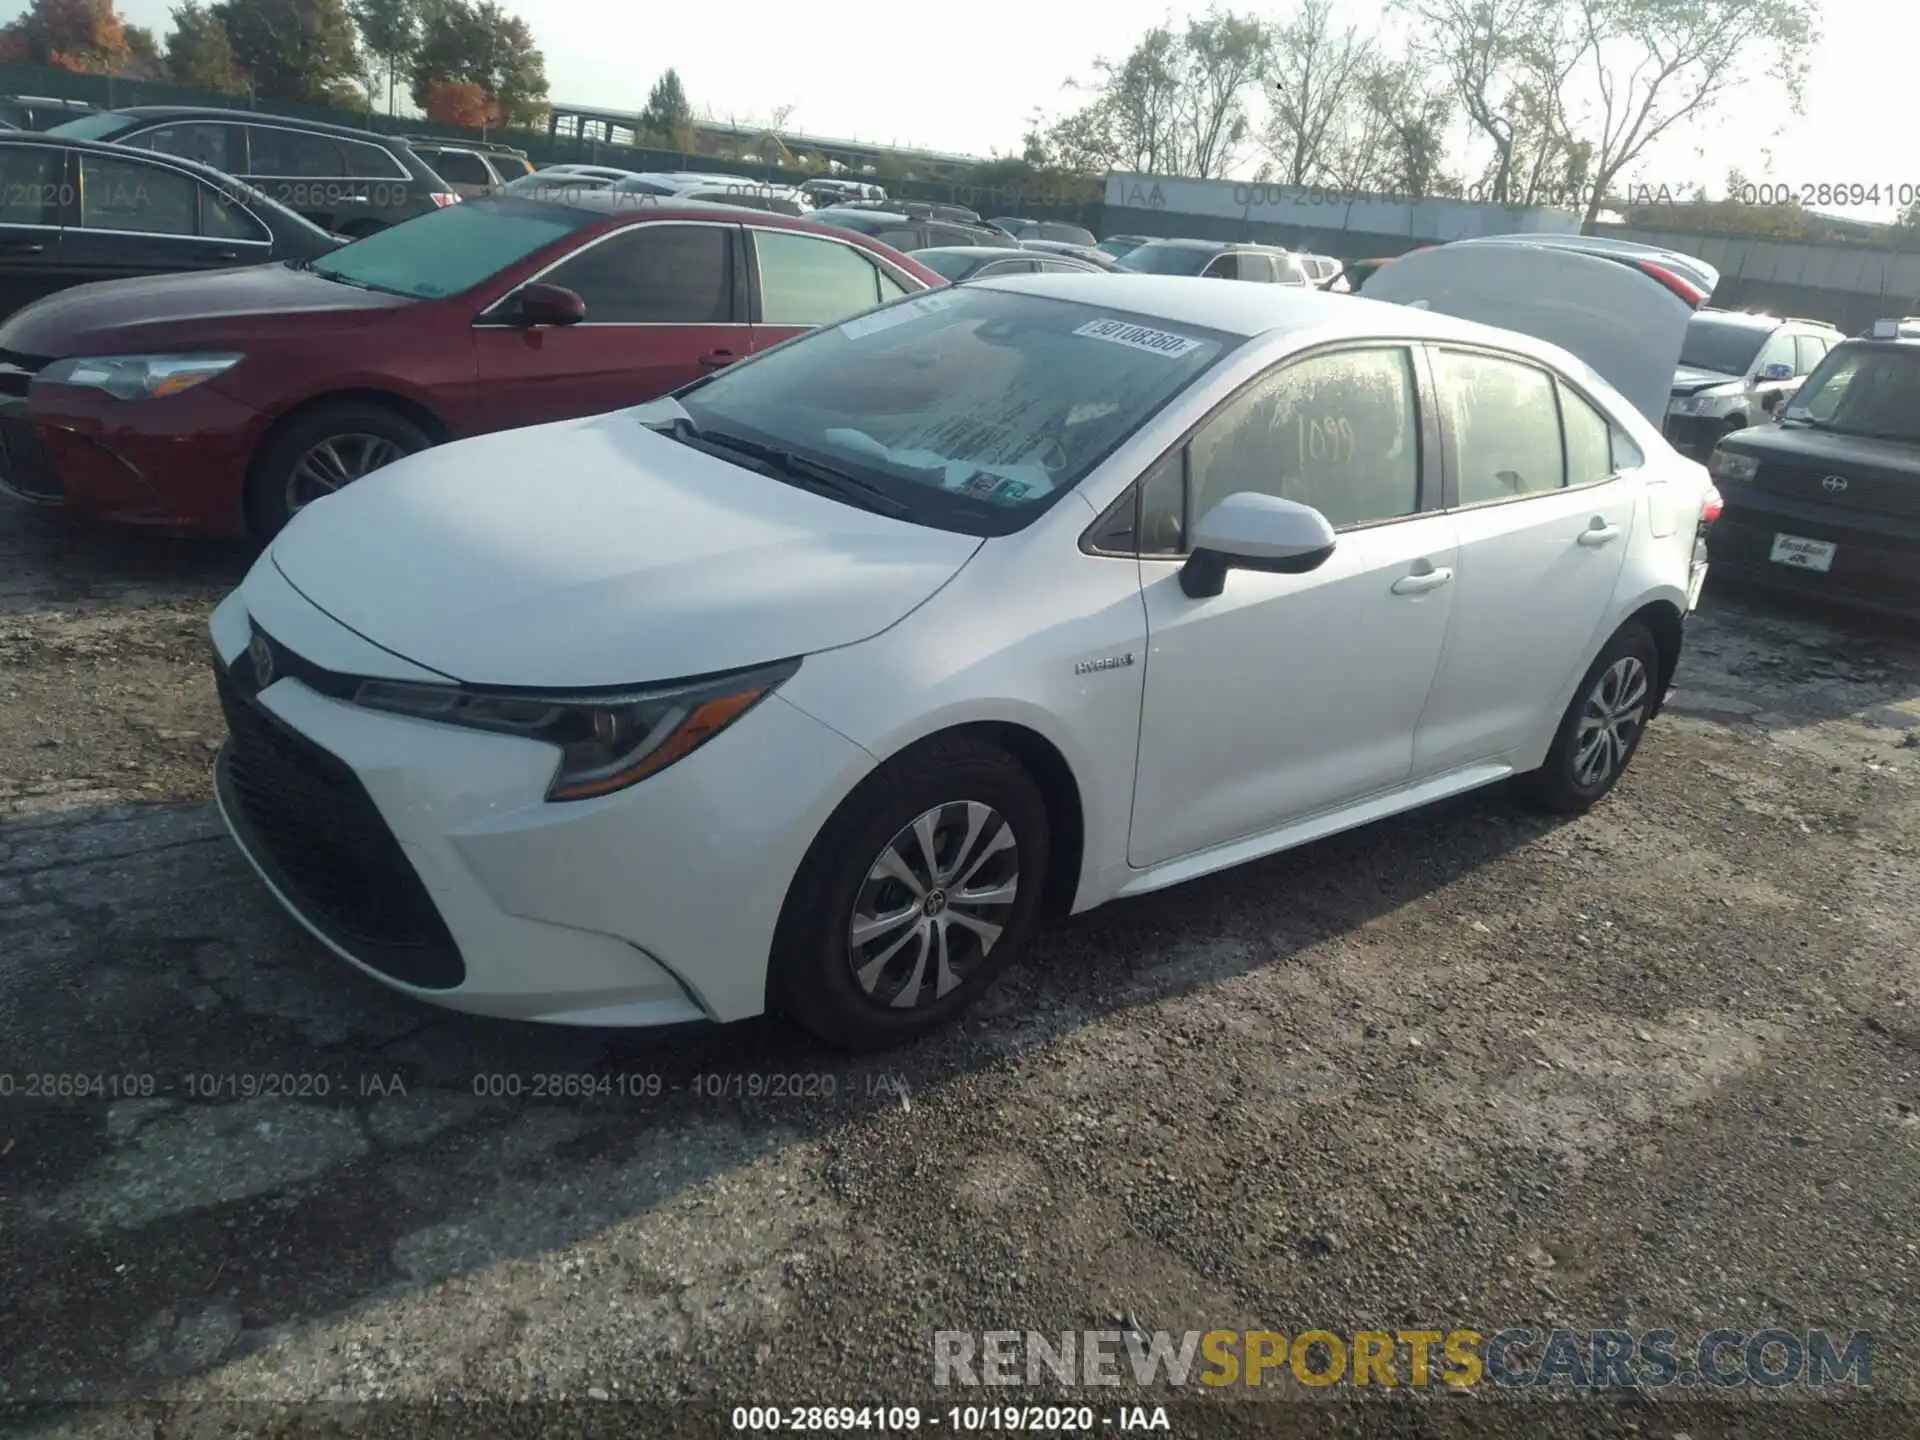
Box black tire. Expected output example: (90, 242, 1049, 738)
(1515, 621, 1662, 814)
(245, 400, 433, 542)
(771, 733, 1050, 1051)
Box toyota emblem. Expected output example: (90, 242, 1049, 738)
(1821, 474, 1849, 493)
(247, 632, 275, 687)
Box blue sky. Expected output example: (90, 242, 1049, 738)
(100, 0, 1903, 217)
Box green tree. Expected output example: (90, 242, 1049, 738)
(164, 1, 248, 92)
(211, 0, 363, 106)
(638, 67, 691, 144)
(349, 0, 420, 115)
(409, 0, 546, 130)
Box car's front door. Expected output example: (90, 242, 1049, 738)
(1411, 346, 1640, 776)
(60, 150, 272, 285)
(745, 227, 917, 352)
(1128, 344, 1460, 869)
(471, 219, 747, 433)
(0, 143, 68, 317)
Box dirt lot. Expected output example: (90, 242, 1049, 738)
(2, 499, 1918, 1436)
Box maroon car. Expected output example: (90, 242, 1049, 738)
(0, 195, 943, 537)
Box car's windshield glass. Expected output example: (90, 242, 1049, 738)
(1679, 317, 1771, 376)
(1116, 244, 1211, 276)
(668, 288, 1235, 537)
(1784, 344, 1920, 441)
(308, 200, 591, 298)
(914, 250, 996, 281)
(45, 111, 137, 141)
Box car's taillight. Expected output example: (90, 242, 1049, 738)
(1700, 486, 1723, 529)
(1634, 260, 1708, 309)
(429, 192, 461, 207)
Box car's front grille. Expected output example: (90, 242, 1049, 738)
(0, 413, 63, 500)
(215, 655, 466, 990)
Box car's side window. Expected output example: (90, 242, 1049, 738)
(0, 144, 63, 225)
(200, 185, 270, 242)
(129, 122, 235, 171)
(425, 150, 492, 187)
(1201, 254, 1238, 280)
(1753, 330, 1795, 376)
(873, 226, 921, 252)
(1188, 346, 1422, 531)
(78, 153, 198, 236)
(343, 140, 407, 178)
(545, 224, 732, 323)
(1240, 253, 1277, 283)
(246, 127, 344, 178)
(1430, 348, 1565, 505)
(1794, 334, 1827, 375)
(756, 230, 895, 326)
(1558, 380, 1617, 487)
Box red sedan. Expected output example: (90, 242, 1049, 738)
(0, 195, 944, 537)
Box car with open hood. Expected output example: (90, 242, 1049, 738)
(203, 234, 1723, 1048)
(1665, 310, 1839, 457)
(0, 192, 940, 536)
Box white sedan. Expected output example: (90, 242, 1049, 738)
(208, 240, 1723, 1049)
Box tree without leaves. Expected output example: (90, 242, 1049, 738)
(1323, 53, 1458, 197)
(1265, 0, 1374, 186)
(1568, 0, 1814, 231)
(0, 0, 130, 73)
(165, 0, 248, 90)
(211, 0, 363, 105)
(409, 0, 547, 129)
(1172, 11, 1271, 178)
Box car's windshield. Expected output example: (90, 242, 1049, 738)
(1116, 244, 1211, 276)
(1784, 344, 1920, 441)
(309, 200, 592, 299)
(1679, 317, 1771, 376)
(668, 287, 1235, 537)
(45, 111, 138, 141)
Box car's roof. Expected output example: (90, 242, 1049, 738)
(491, 192, 828, 228)
(970, 271, 1567, 350)
(914, 245, 1028, 260)
(74, 105, 414, 143)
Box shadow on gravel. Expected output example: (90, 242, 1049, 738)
(0, 779, 1565, 1408)
(0, 503, 253, 615)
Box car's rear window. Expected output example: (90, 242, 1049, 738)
(1116, 244, 1212, 276)
(309, 200, 594, 299)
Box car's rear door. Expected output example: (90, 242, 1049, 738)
(1363, 235, 1719, 428)
(745, 226, 921, 352)
(61, 149, 271, 284)
(470, 218, 749, 432)
(0, 142, 69, 316)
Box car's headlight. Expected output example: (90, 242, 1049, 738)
(350, 658, 800, 801)
(1707, 449, 1758, 481)
(38, 353, 244, 401)
(1669, 396, 1702, 415)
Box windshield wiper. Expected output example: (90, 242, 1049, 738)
(1778, 414, 1831, 429)
(670, 427, 910, 517)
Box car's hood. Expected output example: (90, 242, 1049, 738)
(1672, 365, 1741, 396)
(267, 410, 983, 689)
(0, 263, 412, 357)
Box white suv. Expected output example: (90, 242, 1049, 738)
(1667, 310, 1840, 455)
(208, 235, 1722, 1048)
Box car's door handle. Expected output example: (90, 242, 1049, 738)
(1391, 567, 1454, 595)
(698, 349, 739, 369)
(195, 247, 240, 262)
(1578, 522, 1622, 547)
(0, 240, 45, 255)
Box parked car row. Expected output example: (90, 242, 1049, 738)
(194, 234, 1734, 1047)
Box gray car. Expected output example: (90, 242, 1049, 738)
(1665, 309, 1841, 456)
(46, 107, 460, 237)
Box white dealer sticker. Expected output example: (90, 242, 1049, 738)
(1073, 318, 1204, 358)
(839, 290, 958, 340)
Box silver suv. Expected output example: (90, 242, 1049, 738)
(1666, 309, 1840, 456)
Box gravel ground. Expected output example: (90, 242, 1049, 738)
(1, 499, 1918, 1438)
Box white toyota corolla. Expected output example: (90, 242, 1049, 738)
(209, 237, 1724, 1049)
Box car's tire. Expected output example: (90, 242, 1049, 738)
(1515, 621, 1663, 815)
(245, 401, 433, 542)
(770, 733, 1050, 1051)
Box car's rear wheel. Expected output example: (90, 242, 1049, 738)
(1516, 621, 1661, 814)
(246, 401, 432, 541)
(771, 734, 1049, 1051)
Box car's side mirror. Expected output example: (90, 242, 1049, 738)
(1179, 492, 1337, 599)
(1759, 361, 1793, 381)
(513, 282, 586, 328)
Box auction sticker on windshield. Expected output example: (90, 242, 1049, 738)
(1074, 318, 1204, 358)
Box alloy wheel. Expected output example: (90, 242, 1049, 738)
(286, 433, 410, 514)
(1573, 656, 1650, 788)
(847, 800, 1020, 1011)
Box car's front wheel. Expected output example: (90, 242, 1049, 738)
(246, 401, 433, 541)
(771, 733, 1049, 1050)
(1516, 621, 1662, 814)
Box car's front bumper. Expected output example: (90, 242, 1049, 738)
(1707, 501, 1920, 619)
(208, 586, 876, 1026)
(0, 383, 259, 534)
(1664, 411, 1738, 458)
